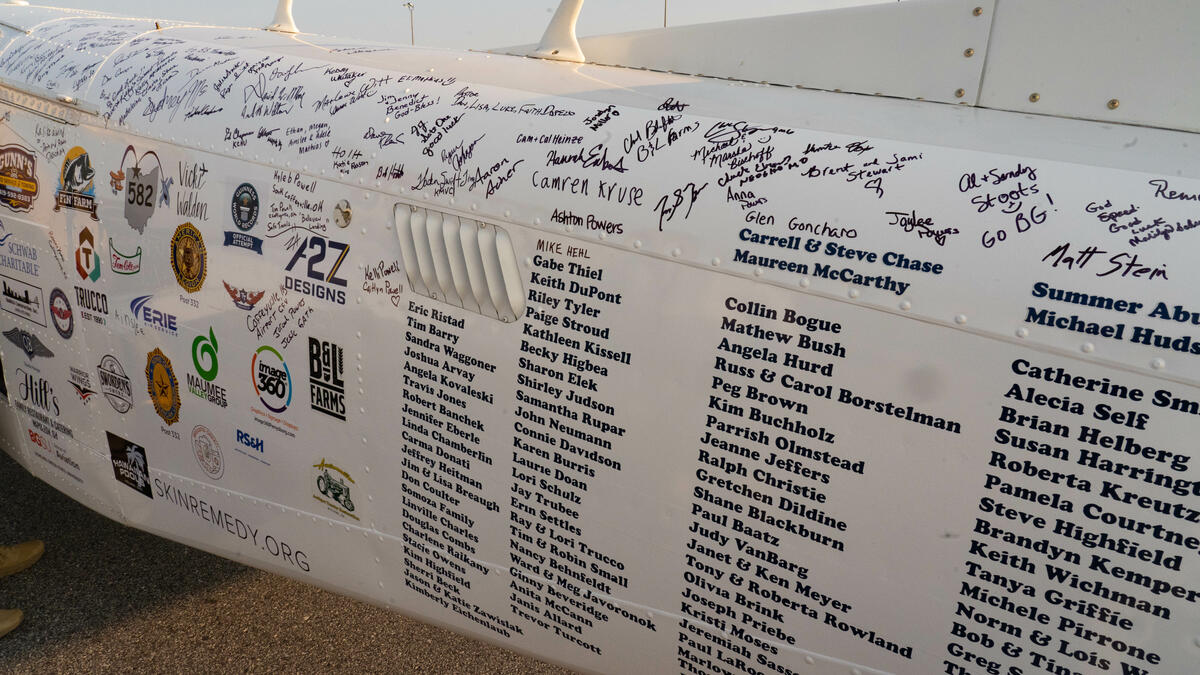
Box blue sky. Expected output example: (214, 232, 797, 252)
(41, 1, 884, 49)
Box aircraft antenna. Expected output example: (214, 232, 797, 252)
(530, 0, 584, 63)
(266, 0, 298, 33)
(404, 2, 415, 45)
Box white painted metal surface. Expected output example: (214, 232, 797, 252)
(0, 4, 1195, 675)
(508, 0, 1200, 135)
(980, 0, 1200, 133)
(511, 0, 995, 105)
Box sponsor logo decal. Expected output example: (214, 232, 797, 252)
(308, 337, 345, 420)
(251, 345, 291, 413)
(3, 328, 52, 360)
(170, 222, 207, 293)
(145, 347, 181, 425)
(0, 144, 38, 212)
(0, 220, 39, 276)
(49, 288, 73, 339)
(107, 432, 151, 498)
(15, 367, 61, 420)
(15, 369, 78, 480)
(188, 327, 227, 408)
(74, 223, 101, 282)
(232, 183, 259, 229)
(191, 425, 223, 480)
(129, 295, 178, 335)
(53, 146, 98, 220)
(110, 145, 164, 234)
(97, 354, 133, 413)
(0, 274, 45, 326)
(223, 231, 263, 253)
(312, 458, 357, 520)
(235, 429, 267, 465)
(26, 426, 81, 481)
(222, 281, 265, 311)
(75, 286, 108, 326)
(192, 328, 219, 380)
(70, 224, 108, 327)
(68, 366, 96, 403)
(225, 183, 263, 253)
(284, 235, 349, 304)
(109, 238, 141, 274)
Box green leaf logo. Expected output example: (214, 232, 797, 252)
(192, 327, 219, 382)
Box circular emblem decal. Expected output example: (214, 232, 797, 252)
(97, 354, 133, 413)
(191, 425, 224, 479)
(251, 345, 291, 413)
(146, 347, 181, 425)
(49, 288, 73, 339)
(231, 183, 259, 231)
(170, 222, 207, 292)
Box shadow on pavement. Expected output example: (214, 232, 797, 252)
(0, 448, 252, 662)
(0, 447, 572, 674)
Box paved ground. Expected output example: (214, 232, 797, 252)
(0, 450, 574, 674)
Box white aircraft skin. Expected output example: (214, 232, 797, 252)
(0, 3, 1197, 674)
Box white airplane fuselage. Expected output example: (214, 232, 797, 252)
(0, 4, 1197, 674)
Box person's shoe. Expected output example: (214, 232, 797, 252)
(0, 609, 21, 638)
(0, 540, 43, 578)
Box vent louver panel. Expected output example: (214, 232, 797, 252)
(393, 204, 525, 322)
